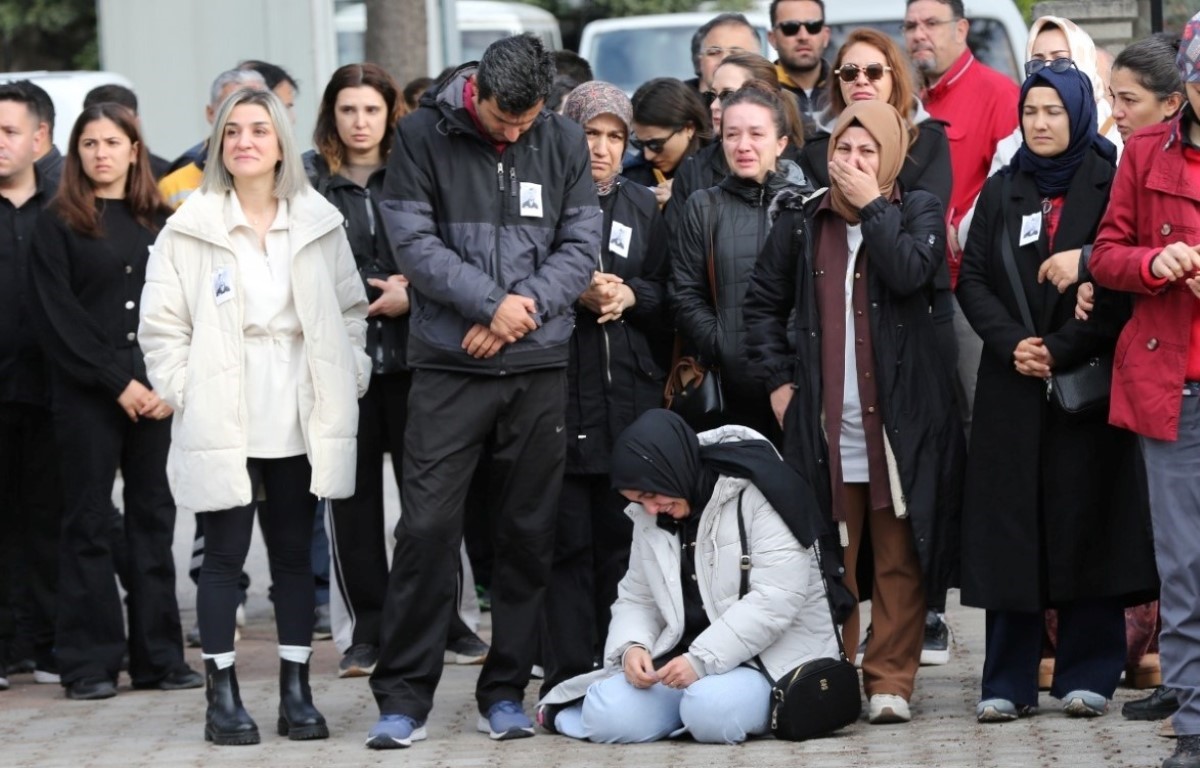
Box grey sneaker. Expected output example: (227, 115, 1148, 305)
(920, 611, 950, 666)
(1062, 689, 1107, 717)
(477, 700, 534, 740)
(365, 714, 426, 749)
(444, 633, 489, 665)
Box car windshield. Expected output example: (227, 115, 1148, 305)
(828, 19, 1020, 83)
(590, 26, 770, 94)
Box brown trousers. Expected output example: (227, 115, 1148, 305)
(840, 483, 926, 700)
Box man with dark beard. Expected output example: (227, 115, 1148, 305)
(767, 0, 831, 135)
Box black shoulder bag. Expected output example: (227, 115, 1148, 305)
(998, 176, 1111, 417)
(734, 493, 861, 741)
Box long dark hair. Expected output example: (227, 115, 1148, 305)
(313, 63, 405, 175)
(631, 77, 713, 152)
(53, 104, 169, 238)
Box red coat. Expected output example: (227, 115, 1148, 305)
(1091, 113, 1200, 441)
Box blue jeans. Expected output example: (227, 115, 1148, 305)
(555, 666, 770, 744)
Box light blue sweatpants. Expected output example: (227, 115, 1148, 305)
(555, 666, 771, 744)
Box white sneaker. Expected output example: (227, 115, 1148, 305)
(869, 694, 911, 724)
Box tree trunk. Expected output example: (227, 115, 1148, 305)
(366, 0, 428, 85)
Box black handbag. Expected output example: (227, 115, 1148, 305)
(998, 180, 1112, 417)
(665, 210, 725, 430)
(734, 494, 861, 741)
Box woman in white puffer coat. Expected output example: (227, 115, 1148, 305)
(138, 88, 369, 747)
(536, 409, 841, 744)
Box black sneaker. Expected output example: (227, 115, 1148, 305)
(920, 610, 950, 666)
(6, 658, 34, 675)
(1123, 686, 1180, 721)
(313, 603, 332, 641)
(133, 664, 203, 691)
(66, 677, 117, 700)
(1165, 734, 1200, 768)
(445, 633, 489, 665)
(338, 644, 379, 678)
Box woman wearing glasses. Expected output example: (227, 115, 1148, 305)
(956, 63, 1156, 724)
(623, 78, 711, 209)
(744, 99, 962, 725)
(665, 53, 806, 238)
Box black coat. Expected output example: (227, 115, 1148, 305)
(955, 149, 1157, 611)
(744, 187, 965, 599)
(670, 161, 810, 406)
(305, 151, 409, 374)
(567, 179, 672, 475)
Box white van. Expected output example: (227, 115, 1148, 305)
(335, 1, 562, 70)
(579, 1, 1028, 97)
(578, 12, 776, 96)
(1, 70, 135, 152)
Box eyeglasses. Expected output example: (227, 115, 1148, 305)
(701, 45, 751, 59)
(836, 63, 893, 83)
(1025, 57, 1077, 76)
(901, 17, 958, 34)
(630, 127, 682, 154)
(775, 19, 824, 36)
(701, 89, 737, 108)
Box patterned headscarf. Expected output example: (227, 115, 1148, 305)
(562, 80, 633, 197)
(1179, 10, 1200, 84)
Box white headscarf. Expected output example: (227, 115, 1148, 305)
(1026, 16, 1120, 145)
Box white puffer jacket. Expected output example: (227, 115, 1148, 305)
(540, 425, 841, 706)
(138, 187, 370, 514)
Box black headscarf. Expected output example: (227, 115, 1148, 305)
(1009, 65, 1117, 197)
(609, 410, 826, 548)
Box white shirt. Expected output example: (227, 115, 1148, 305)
(225, 192, 306, 458)
(840, 224, 868, 483)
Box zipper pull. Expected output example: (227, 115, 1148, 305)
(496, 162, 504, 191)
(1045, 379, 1053, 401)
(510, 166, 517, 197)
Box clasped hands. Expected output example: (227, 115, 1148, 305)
(579, 271, 635, 323)
(117, 380, 171, 422)
(623, 646, 698, 690)
(1013, 337, 1055, 379)
(462, 293, 538, 359)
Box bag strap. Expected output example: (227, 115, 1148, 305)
(998, 174, 1036, 335)
(734, 490, 851, 679)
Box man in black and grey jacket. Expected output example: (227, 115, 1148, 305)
(366, 35, 602, 749)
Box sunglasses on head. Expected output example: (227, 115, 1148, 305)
(629, 127, 682, 154)
(836, 63, 893, 83)
(1025, 57, 1076, 76)
(701, 89, 738, 108)
(775, 19, 825, 36)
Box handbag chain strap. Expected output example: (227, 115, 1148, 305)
(734, 490, 851, 685)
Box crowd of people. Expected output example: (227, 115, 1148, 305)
(1, 1, 1199, 766)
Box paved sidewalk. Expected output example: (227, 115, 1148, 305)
(0, 464, 1173, 767)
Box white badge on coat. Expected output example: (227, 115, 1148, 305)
(519, 182, 544, 218)
(212, 266, 234, 305)
(609, 221, 632, 258)
(1019, 212, 1042, 247)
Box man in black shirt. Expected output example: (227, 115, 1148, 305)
(0, 82, 61, 689)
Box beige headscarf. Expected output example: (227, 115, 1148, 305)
(827, 100, 907, 224)
(1027, 16, 1121, 145)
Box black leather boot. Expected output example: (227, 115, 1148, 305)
(277, 659, 329, 740)
(204, 659, 260, 746)
(1165, 734, 1200, 768)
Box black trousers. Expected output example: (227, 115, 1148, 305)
(198, 456, 317, 654)
(329, 371, 409, 648)
(982, 598, 1127, 707)
(51, 387, 184, 687)
(0, 403, 62, 665)
(371, 369, 565, 718)
(540, 473, 633, 696)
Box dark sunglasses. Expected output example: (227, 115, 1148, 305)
(1025, 57, 1076, 77)
(836, 63, 893, 83)
(629, 127, 682, 154)
(775, 19, 825, 36)
(701, 89, 738, 108)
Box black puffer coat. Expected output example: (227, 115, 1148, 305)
(305, 151, 407, 374)
(567, 179, 672, 475)
(743, 186, 966, 599)
(670, 160, 810, 405)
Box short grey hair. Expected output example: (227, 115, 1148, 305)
(209, 69, 267, 109)
(201, 88, 308, 200)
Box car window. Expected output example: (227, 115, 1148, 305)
(828, 19, 1020, 83)
(590, 26, 771, 95)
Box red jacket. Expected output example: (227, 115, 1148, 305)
(1090, 111, 1200, 441)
